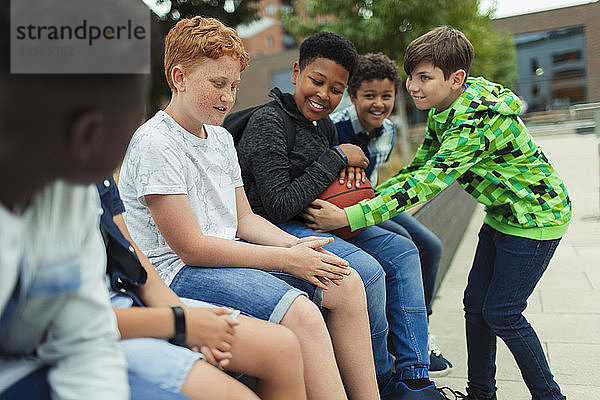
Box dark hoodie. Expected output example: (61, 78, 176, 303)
(237, 88, 345, 224)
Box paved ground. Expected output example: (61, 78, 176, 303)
(429, 130, 600, 399)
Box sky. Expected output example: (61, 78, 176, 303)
(479, 0, 597, 18)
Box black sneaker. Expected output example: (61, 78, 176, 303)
(438, 387, 497, 400)
(428, 334, 454, 377)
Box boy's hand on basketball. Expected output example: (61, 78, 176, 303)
(286, 238, 351, 289)
(185, 307, 238, 363)
(338, 144, 369, 169)
(338, 167, 367, 188)
(301, 199, 350, 232)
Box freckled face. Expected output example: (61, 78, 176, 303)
(405, 61, 457, 111)
(180, 55, 241, 126)
(291, 57, 349, 121)
(350, 78, 396, 134)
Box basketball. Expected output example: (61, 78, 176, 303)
(318, 178, 375, 240)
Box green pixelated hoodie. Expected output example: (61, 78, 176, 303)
(345, 77, 571, 240)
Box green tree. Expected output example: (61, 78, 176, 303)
(147, 0, 261, 112)
(284, 0, 516, 88)
(284, 0, 516, 163)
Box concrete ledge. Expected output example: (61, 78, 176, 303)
(413, 181, 477, 295)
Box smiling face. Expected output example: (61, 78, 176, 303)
(350, 78, 396, 134)
(169, 55, 241, 134)
(291, 57, 349, 122)
(405, 61, 465, 111)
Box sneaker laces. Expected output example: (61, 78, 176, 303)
(437, 386, 468, 399)
(428, 333, 443, 356)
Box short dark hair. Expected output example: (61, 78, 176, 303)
(348, 53, 401, 97)
(298, 32, 358, 77)
(403, 26, 474, 80)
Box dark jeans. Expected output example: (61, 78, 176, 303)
(0, 367, 190, 400)
(463, 224, 565, 400)
(0, 367, 51, 400)
(377, 212, 442, 316)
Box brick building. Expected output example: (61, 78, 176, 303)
(236, 0, 293, 57)
(492, 1, 600, 110)
(236, 1, 600, 113)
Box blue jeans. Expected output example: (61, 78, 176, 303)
(377, 212, 442, 316)
(464, 224, 564, 400)
(279, 221, 430, 380)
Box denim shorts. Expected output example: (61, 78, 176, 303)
(170, 266, 318, 323)
(120, 337, 203, 394)
(113, 296, 223, 394)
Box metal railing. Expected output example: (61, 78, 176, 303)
(569, 102, 600, 215)
(569, 102, 600, 133)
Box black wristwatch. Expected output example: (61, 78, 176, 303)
(169, 306, 187, 345)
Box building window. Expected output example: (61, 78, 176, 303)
(552, 50, 582, 64)
(266, 4, 276, 16)
(530, 58, 540, 75)
(266, 35, 274, 48)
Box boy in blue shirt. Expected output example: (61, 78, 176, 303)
(330, 53, 452, 377)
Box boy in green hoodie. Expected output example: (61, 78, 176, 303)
(304, 26, 570, 400)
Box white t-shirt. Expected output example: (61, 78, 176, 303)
(119, 110, 243, 285)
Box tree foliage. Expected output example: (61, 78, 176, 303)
(153, 0, 260, 35)
(147, 0, 261, 112)
(284, 0, 516, 89)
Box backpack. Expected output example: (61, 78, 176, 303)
(223, 100, 297, 153)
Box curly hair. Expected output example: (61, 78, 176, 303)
(403, 26, 474, 80)
(347, 53, 401, 97)
(164, 16, 249, 91)
(298, 31, 358, 77)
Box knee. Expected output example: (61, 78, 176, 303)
(425, 234, 443, 259)
(481, 307, 523, 332)
(326, 267, 368, 306)
(341, 268, 366, 294)
(263, 324, 303, 369)
(462, 284, 483, 314)
(338, 268, 368, 305)
(283, 295, 326, 332)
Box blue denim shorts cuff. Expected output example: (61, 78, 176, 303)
(269, 289, 306, 323)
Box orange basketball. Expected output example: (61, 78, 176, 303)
(318, 178, 374, 240)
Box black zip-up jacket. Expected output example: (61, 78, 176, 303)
(237, 88, 345, 224)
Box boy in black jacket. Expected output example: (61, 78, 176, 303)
(237, 32, 448, 400)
